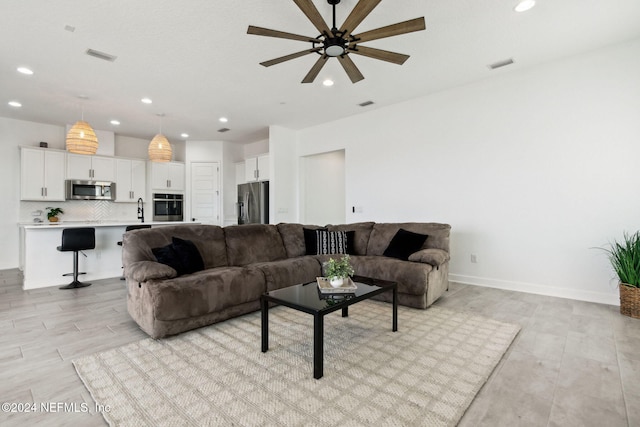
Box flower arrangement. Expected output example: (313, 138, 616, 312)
(324, 254, 355, 281)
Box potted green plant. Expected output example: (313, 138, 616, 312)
(324, 254, 355, 288)
(600, 231, 640, 319)
(46, 207, 64, 223)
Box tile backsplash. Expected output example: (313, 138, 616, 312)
(20, 200, 144, 223)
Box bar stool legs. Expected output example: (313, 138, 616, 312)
(59, 250, 91, 289)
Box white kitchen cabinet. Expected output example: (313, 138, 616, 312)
(115, 159, 146, 202)
(150, 161, 185, 191)
(244, 154, 270, 182)
(235, 161, 246, 185)
(66, 153, 115, 181)
(20, 148, 66, 201)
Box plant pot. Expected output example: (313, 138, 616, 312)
(329, 277, 344, 288)
(619, 283, 640, 319)
(49, 217, 59, 223)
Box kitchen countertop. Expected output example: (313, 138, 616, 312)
(20, 221, 196, 229)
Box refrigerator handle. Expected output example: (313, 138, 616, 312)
(244, 192, 250, 221)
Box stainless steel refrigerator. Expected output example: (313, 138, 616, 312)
(237, 181, 269, 224)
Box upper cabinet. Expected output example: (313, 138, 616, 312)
(115, 159, 146, 202)
(244, 154, 270, 182)
(149, 161, 185, 191)
(235, 161, 246, 185)
(67, 154, 115, 182)
(20, 148, 66, 201)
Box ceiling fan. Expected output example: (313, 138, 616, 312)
(247, 0, 426, 84)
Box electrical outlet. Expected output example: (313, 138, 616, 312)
(470, 254, 477, 263)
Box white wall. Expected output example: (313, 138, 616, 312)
(301, 150, 345, 225)
(269, 126, 298, 224)
(286, 38, 640, 305)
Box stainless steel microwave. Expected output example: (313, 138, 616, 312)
(65, 180, 116, 201)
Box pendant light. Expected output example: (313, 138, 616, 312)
(66, 107, 98, 155)
(148, 113, 172, 162)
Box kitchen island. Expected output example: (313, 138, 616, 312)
(19, 221, 196, 289)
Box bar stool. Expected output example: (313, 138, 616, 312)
(57, 227, 95, 290)
(118, 225, 151, 279)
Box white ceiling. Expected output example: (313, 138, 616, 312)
(1, 0, 640, 144)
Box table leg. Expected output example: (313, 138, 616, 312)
(313, 313, 324, 379)
(392, 285, 398, 332)
(261, 296, 269, 352)
(342, 306, 349, 317)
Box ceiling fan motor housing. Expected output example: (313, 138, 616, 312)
(324, 36, 347, 57)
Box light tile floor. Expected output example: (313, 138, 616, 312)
(0, 269, 638, 426)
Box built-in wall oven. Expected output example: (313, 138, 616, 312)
(152, 193, 184, 222)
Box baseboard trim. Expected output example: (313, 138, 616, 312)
(449, 273, 620, 306)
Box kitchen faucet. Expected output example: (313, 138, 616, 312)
(137, 198, 144, 223)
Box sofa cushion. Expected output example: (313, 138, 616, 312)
(151, 266, 266, 321)
(123, 224, 228, 269)
(152, 237, 205, 276)
(224, 224, 287, 266)
(254, 257, 322, 292)
(326, 222, 374, 255)
(383, 229, 428, 261)
(367, 223, 451, 256)
(349, 256, 433, 296)
(277, 223, 325, 258)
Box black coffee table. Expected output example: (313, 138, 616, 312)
(260, 275, 397, 379)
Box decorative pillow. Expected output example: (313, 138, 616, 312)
(383, 228, 428, 261)
(171, 237, 205, 274)
(315, 230, 350, 255)
(152, 237, 205, 276)
(303, 227, 327, 255)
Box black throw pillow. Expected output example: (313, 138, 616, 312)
(152, 237, 204, 276)
(383, 229, 428, 261)
(171, 237, 205, 275)
(304, 227, 327, 255)
(152, 244, 183, 273)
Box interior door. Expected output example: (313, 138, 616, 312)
(190, 162, 220, 225)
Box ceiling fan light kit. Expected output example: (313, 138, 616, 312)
(247, 0, 426, 84)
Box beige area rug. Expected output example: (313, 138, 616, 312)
(73, 301, 520, 427)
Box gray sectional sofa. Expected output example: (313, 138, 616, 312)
(122, 222, 451, 338)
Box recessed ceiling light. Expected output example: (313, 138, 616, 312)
(110, 120, 120, 125)
(514, 0, 536, 12)
(219, 117, 228, 123)
(8, 101, 22, 107)
(323, 79, 334, 87)
(181, 133, 189, 138)
(141, 97, 152, 104)
(17, 67, 34, 75)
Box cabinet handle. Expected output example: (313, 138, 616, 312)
(44, 187, 47, 197)
(41, 187, 44, 197)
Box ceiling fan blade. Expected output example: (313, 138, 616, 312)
(302, 55, 329, 83)
(352, 17, 426, 44)
(248, 25, 322, 43)
(348, 45, 410, 65)
(338, 55, 365, 83)
(260, 48, 322, 67)
(293, 0, 332, 36)
(339, 0, 381, 37)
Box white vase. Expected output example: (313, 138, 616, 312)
(329, 277, 344, 288)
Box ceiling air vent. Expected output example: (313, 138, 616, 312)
(86, 49, 117, 62)
(488, 58, 514, 70)
(358, 100, 375, 107)
(218, 128, 230, 133)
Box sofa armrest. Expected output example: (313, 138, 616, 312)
(408, 248, 450, 268)
(126, 260, 177, 282)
